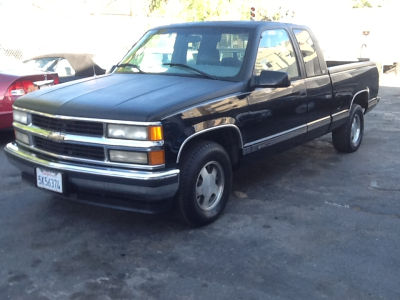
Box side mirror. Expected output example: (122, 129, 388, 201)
(255, 70, 290, 88)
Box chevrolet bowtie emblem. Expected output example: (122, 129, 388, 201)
(47, 132, 65, 143)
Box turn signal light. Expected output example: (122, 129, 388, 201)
(148, 126, 163, 141)
(148, 150, 165, 165)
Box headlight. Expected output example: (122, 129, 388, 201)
(107, 124, 148, 140)
(14, 130, 29, 144)
(107, 124, 163, 141)
(109, 150, 148, 164)
(13, 110, 28, 124)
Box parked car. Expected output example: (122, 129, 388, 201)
(0, 60, 59, 130)
(24, 53, 105, 83)
(5, 21, 379, 226)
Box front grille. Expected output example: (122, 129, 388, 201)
(32, 114, 104, 136)
(34, 136, 105, 161)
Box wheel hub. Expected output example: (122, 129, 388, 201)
(195, 161, 225, 211)
(351, 114, 361, 146)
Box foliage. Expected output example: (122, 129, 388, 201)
(256, 7, 295, 21)
(352, 0, 384, 8)
(353, 0, 373, 8)
(148, 0, 168, 13)
(146, 0, 294, 22)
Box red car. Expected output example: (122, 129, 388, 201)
(0, 65, 59, 130)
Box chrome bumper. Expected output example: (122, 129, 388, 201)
(5, 142, 179, 205)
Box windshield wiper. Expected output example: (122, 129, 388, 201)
(162, 63, 216, 80)
(115, 63, 145, 73)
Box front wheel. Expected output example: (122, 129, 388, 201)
(332, 104, 364, 153)
(177, 141, 232, 227)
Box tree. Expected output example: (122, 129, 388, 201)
(256, 7, 295, 21)
(146, 0, 294, 22)
(148, 0, 168, 13)
(352, 0, 384, 8)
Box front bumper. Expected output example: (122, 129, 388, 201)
(5, 142, 180, 213)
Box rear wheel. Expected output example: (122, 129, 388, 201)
(177, 141, 232, 227)
(332, 104, 364, 153)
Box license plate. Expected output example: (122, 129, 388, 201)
(36, 168, 63, 193)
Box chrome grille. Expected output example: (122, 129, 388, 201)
(34, 136, 105, 161)
(12, 108, 164, 170)
(32, 114, 104, 136)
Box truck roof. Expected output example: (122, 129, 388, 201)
(153, 21, 304, 30)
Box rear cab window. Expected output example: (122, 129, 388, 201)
(293, 29, 323, 77)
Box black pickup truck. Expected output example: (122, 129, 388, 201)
(5, 21, 379, 226)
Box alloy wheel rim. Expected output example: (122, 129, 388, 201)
(195, 161, 225, 211)
(351, 114, 361, 146)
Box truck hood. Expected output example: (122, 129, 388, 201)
(14, 73, 245, 122)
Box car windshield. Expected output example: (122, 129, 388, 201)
(24, 57, 59, 72)
(115, 27, 250, 81)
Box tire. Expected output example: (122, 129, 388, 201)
(177, 141, 232, 227)
(332, 104, 364, 153)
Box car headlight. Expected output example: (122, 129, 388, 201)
(13, 110, 29, 125)
(14, 130, 30, 144)
(107, 124, 163, 141)
(107, 124, 148, 140)
(109, 150, 148, 164)
(108, 149, 165, 165)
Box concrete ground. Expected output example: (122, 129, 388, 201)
(0, 80, 399, 299)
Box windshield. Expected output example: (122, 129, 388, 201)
(115, 27, 250, 81)
(24, 58, 59, 72)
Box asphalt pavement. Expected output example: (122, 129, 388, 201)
(0, 81, 399, 299)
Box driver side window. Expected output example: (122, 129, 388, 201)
(254, 29, 299, 80)
(54, 58, 75, 77)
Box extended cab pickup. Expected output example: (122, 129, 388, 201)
(5, 21, 380, 226)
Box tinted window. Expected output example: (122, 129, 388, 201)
(116, 28, 250, 80)
(186, 33, 247, 67)
(130, 32, 177, 73)
(24, 57, 58, 71)
(254, 29, 299, 79)
(293, 29, 322, 77)
(54, 58, 76, 77)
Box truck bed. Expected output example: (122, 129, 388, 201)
(327, 59, 379, 121)
(326, 58, 370, 68)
